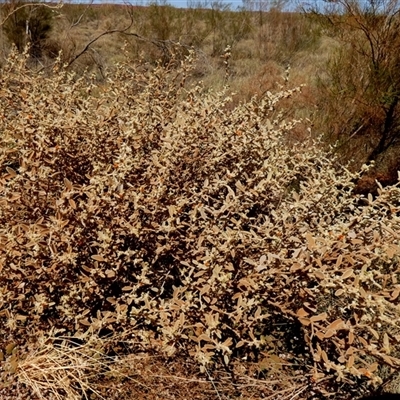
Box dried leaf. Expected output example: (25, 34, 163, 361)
(299, 317, 311, 326)
(382, 355, 395, 367)
(341, 268, 354, 279)
(369, 327, 379, 340)
(64, 178, 73, 191)
(305, 232, 316, 251)
(336, 254, 343, 269)
(198, 334, 213, 343)
(106, 269, 116, 278)
(327, 319, 345, 331)
(358, 337, 369, 348)
(6, 167, 17, 178)
(335, 288, 344, 296)
(91, 254, 106, 262)
(324, 329, 335, 339)
(368, 362, 378, 373)
(348, 331, 354, 345)
(390, 288, 400, 301)
(5, 343, 16, 355)
(310, 312, 328, 322)
(359, 287, 367, 298)
(314, 271, 325, 280)
(316, 330, 325, 340)
(69, 198, 77, 209)
(383, 332, 390, 353)
(296, 308, 309, 318)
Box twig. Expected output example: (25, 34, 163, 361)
(70, 0, 94, 28)
(204, 364, 223, 400)
(66, 23, 134, 68)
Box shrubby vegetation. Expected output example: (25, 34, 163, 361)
(0, 47, 399, 399)
(308, 0, 400, 192)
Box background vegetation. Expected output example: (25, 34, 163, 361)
(0, 1, 400, 399)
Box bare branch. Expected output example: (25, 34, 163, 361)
(65, 9, 135, 68)
(69, 1, 94, 29)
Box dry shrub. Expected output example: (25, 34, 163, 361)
(256, 11, 321, 64)
(310, 0, 400, 186)
(1, 46, 400, 398)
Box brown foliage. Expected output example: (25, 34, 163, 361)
(0, 48, 400, 399)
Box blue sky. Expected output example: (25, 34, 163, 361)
(162, 0, 244, 7)
(90, 0, 247, 8)
(86, 0, 298, 10)
(172, 0, 242, 7)
(76, 0, 313, 12)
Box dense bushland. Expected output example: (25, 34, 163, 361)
(6, 0, 399, 185)
(0, 48, 400, 399)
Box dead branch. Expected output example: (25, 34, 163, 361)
(69, 0, 94, 29)
(65, 6, 135, 68)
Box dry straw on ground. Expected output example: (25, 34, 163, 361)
(0, 47, 400, 399)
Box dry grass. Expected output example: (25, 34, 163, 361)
(1, 330, 313, 400)
(3, 335, 117, 400)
